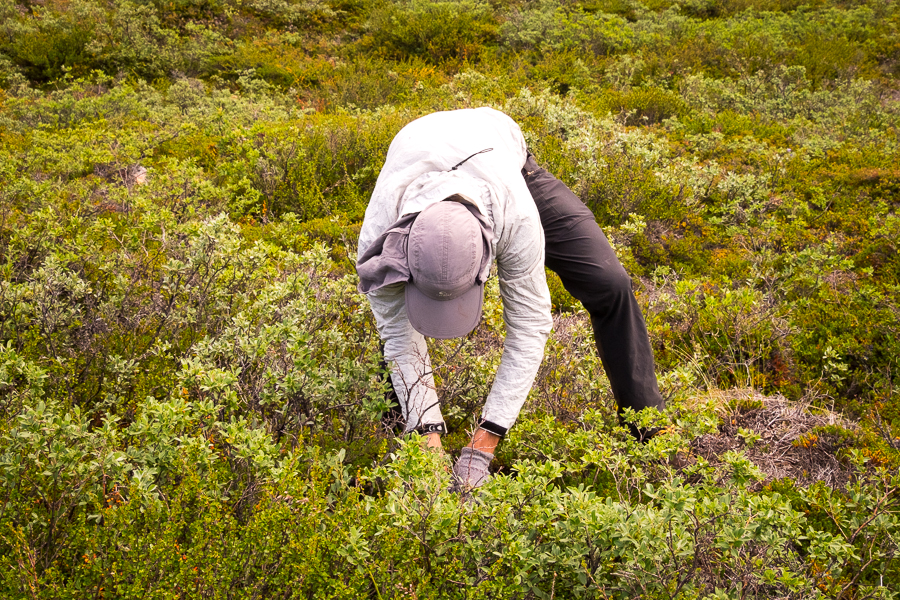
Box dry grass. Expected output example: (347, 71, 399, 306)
(687, 389, 858, 489)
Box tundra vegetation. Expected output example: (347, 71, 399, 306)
(1, 0, 900, 597)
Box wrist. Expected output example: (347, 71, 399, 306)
(469, 428, 501, 454)
(425, 432, 443, 450)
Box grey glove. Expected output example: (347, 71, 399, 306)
(452, 447, 493, 491)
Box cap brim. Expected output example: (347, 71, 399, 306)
(406, 282, 484, 339)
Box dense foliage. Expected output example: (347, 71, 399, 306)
(1, 0, 899, 596)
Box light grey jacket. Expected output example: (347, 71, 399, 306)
(357, 108, 553, 432)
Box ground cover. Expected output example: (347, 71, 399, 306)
(1, 0, 899, 596)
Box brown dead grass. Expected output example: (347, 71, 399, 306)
(687, 389, 857, 489)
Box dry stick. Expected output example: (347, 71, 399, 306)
(872, 406, 899, 452)
(665, 516, 694, 599)
(820, 482, 897, 594)
(520, 442, 554, 462)
(847, 485, 898, 546)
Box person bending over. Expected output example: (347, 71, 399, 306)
(356, 107, 664, 491)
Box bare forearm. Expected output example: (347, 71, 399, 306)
(469, 428, 501, 454)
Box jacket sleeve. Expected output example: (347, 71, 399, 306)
(480, 191, 553, 432)
(366, 285, 444, 432)
(359, 169, 444, 432)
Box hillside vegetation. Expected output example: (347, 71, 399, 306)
(1, 0, 899, 597)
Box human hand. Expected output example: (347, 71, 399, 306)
(451, 447, 493, 491)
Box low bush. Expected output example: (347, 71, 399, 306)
(1, 0, 900, 595)
(3, 401, 898, 598)
(365, 0, 499, 63)
(500, 0, 635, 57)
(604, 85, 686, 125)
(0, 0, 102, 83)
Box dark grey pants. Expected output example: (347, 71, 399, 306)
(522, 154, 664, 437)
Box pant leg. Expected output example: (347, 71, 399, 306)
(522, 155, 665, 429)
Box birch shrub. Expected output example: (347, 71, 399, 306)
(3, 401, 898, 598)
(0, 202, 389, 438)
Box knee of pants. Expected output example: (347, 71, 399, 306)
(579, 267, 634, 315)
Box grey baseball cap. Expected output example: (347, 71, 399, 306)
(406, 201, 492, 339)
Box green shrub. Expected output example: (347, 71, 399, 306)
(243, 0, 337, 28)
(5, 409, 898, 598)
(545, 268, 580, 312)
(605, 85, 685, 125)
(366, 0, 499, 63)
(0, 0, 102, 83)
(646, 276, 794, 390)
(215, 39, 447, 107)
(500, 0, 634, 56)
(1, 0, 900, 594)
(206, 109, 406, 220)
(0, 0, 230, 83)
(526, 50, 596, 96)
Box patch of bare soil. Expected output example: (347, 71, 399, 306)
(688, 390, 857, 490)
